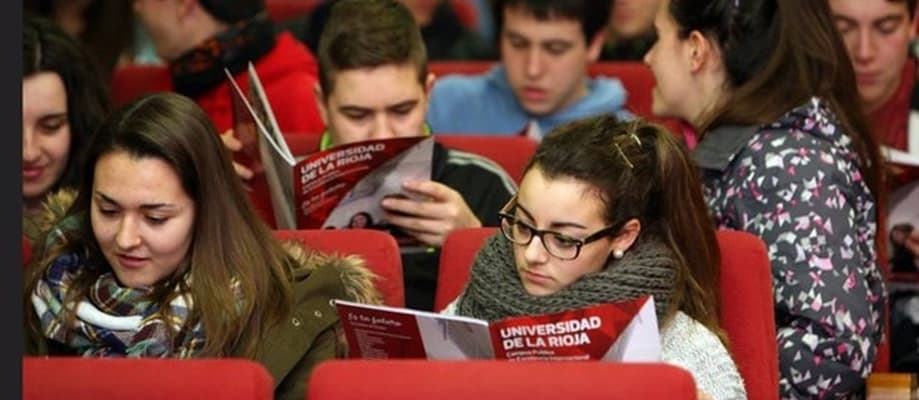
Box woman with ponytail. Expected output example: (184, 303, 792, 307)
(644, 0, 886, 397)
(443, 115, 746, 400)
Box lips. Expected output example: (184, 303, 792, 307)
(856, 72, 880, 85)
(521, 87, 548, 102)
(22, 166, 44, 180)
(117, 254, 149, 269)
(613, 7, 634, 22)
(522, 269, 552, 285)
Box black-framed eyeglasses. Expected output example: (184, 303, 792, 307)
(497, 196, 621, 261)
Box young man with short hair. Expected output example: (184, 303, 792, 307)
(316, 0, 516, 310)
(427, 0, 629, 138)
(830, 0, 919, 188)
(830, 0, 919, 373)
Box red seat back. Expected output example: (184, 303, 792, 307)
(309, 360, 698, 400)
(434, 227, 494, 310)
(435, 135, 536, 183)
(110, 64, 172, 107)
(435, 228, 779, 400)
(274, 229, 404, 307)
(715, 230, 779, 400)
(265, 0, 321, 22)
(23, 357, 273, 400)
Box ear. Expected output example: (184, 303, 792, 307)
(608, 218, 642, 255)
(422, 72, 436, 115)
(587, 29, 609, 63)
(313, 81, 329, 126)
(424, 72, 436, 97)
(910, 17, 918, 41)
(686, 30, 715, 73)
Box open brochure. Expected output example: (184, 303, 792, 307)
(884, 113, 919, 273)
(895, 111, 919, 167)
(334, 296, 661, 362)
(226, 64, 433, 231)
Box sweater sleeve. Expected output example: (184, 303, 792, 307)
(661, 313, 747, 400)
(726, 137, 881, 398)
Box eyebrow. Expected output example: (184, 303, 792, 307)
(515, 201, 589, 230)
(95, 191, 177, 210)
(337, 105, 372, 114)
(834, 13, 906, 25)
(504, 30, 575, 46)
(37, 112, 68, 120)
(386, 100, 419, 111)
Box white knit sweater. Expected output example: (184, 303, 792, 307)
(661, 312, 747, 400)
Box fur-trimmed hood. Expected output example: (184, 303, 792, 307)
(24, 189, 78, 242)
(281, 242, 381, 306)
(29, 188, 381, 306)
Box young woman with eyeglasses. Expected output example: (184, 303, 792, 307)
(441, 115, 746, 400)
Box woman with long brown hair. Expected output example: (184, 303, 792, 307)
(644, 0, 885, 397)
(24, 93, 380, 400)
(443, 115, 746, 399)
(23, 13, 110, 239)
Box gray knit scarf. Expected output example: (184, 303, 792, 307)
(456, 233, 676, 322)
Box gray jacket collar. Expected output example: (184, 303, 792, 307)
(691, 124, 760, 172)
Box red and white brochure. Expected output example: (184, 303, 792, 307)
(227, 64, 433, 231)
(335, 296, 661, 362)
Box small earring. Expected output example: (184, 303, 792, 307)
(613, 249, 625, 259)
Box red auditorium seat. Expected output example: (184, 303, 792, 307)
(309, 360, 698, 400)
(23, 357, 273, 400)
(435, 135, 536, 183)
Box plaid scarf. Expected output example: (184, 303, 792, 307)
(31, 253, 206, 357)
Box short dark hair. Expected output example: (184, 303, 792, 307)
(23, 13, 111, 192)
(199, 0, 265, 23)
(493, 0, 612, 44)
(317, 0, 428, 96)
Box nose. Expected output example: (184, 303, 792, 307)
(369, 114, 396, 140)
(523, 235, 550, 265)
(854, 29, 877, 64)
(115, 216, 142, 250)
(525, 48, 544, 79)
(22, 128, 40, 164)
